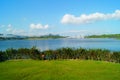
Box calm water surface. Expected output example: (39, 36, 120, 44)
(0, 38, 120, 51)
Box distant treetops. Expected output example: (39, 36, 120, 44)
(85, 34, 120, 39)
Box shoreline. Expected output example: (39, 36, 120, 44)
(0, 47, 120, 63)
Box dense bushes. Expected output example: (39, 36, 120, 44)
(0, 51, 8, 62)
(0, 47, 120, 63)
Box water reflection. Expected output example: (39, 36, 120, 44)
(0, 38, 120, 51)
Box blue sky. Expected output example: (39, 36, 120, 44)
(0, 0, 120, 37)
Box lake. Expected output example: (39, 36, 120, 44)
(0, 38, 120, 51)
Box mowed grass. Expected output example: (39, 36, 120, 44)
(0, 60, 120, 80)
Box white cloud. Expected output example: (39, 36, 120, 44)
(8, 24, 12, 27)
(6, 24, 13, 32)
(30, 23, 49, 30)
(12, 29, 26, 35)
(61, 10, 120, 25)
(6, 24, 26, 35)
(58, 30, 111, 37)
(6, 28, 12, 32)
(0, 25, 5, 28)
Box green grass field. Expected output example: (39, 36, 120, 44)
(0, 60, 120, 80)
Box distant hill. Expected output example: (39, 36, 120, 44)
(26, 34, 67, 40)
(0, 34, 26, 40)
(0, 34, 67, 40)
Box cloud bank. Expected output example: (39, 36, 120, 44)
(6, 24, 26, 35)
(61, 10, 120, 25)
(30, 23, 49, 30)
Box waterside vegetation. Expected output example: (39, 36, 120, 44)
(0, 47, 120, 63)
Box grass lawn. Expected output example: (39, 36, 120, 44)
(0, 59, 120, 80)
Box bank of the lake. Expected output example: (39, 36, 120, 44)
(0, 60, 120, 80)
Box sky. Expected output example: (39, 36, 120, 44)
(0, 0, 120, 37)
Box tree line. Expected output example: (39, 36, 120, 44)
(0, 47, 120, 63)
(85, 34, 120, 39)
